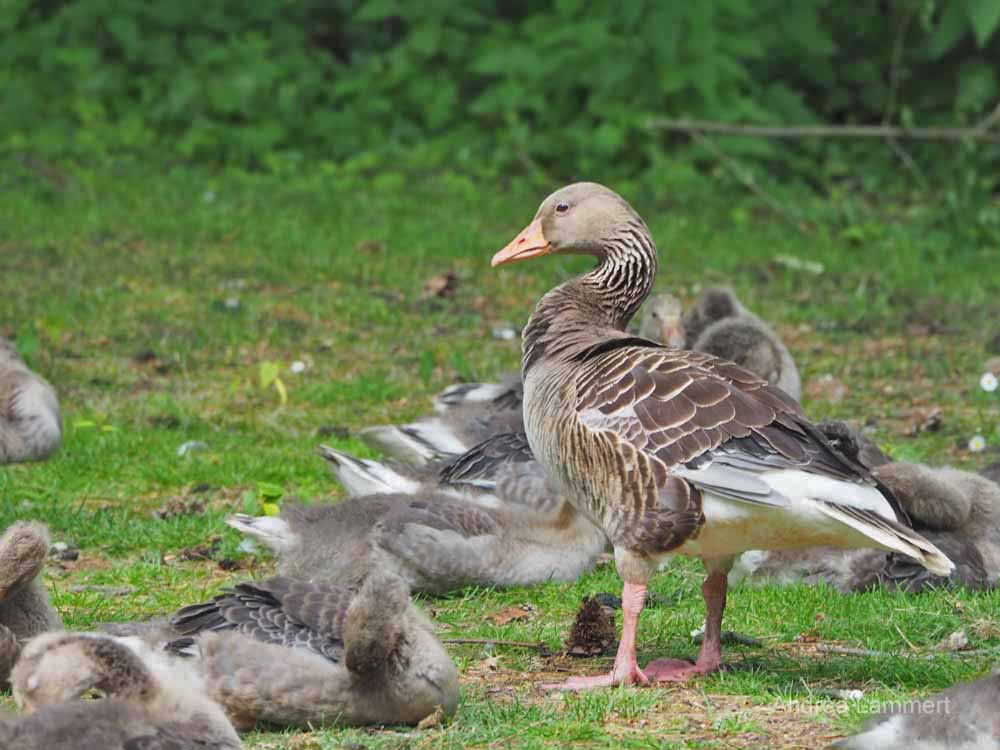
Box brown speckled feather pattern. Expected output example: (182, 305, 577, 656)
(527, 337, 897, 558)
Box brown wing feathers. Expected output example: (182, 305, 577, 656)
(577, 343, 889, 492)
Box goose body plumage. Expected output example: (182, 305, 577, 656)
(494, 182, 953, 688)
(732, 458, 1000, 592)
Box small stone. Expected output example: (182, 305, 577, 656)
(238, 538, 259, 554)
(50, 541, 69, 554)
(492, 326, 519, 341)
(177, 440, 208, 457)
(936, 629, 969, 652)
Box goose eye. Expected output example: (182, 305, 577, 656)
(555, 203, 570, 215)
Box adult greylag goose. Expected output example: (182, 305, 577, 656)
(831, 670, 1000, 749)
(732, 460, 1000, 592)
(1, 522, 62, 689)
(0, 339, 62, 465)
(492, 182, 953, 688)
(227, 468, 606, 594)
(167, 571, 458, 728)
(4, 631, 240, 749)
(682, 287, 802, 400)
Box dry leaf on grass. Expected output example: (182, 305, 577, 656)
(903, 406, 943, 436)
(934, 629, 969, 652)
(421, 271, 459, 299)
(487, 604, 537, 625)
(153, 497, 207, 520)
(416, 704, 447, 730)
(805, 374, 848, 404)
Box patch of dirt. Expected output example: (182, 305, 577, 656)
(456, 659, 848, 749)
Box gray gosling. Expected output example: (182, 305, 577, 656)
(229, 434, 607, 594)
(682, 287, 802, 400)
(2, 631, 240, 749)
(0, 338, 62, 465)
(831, 670, 1000, 749)
(0, 522, 62, 689)
(168, 571, 459, 729)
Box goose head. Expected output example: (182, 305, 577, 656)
(491, 182, 647, 266)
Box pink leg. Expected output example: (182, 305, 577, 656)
(542, 581, 649, 690)
(644, 570, 728, 682)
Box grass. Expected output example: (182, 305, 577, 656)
(1, 155, 999, 749)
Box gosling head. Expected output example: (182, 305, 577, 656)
(638, 293, 685, 347)
(12, 632, 154, 713)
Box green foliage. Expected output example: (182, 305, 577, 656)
(2, 0, 1000, 189)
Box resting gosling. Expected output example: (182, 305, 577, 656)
(0, 338, 62, 465)
(831, 670, 1000, 749)
(0, 522, 62, 689)
(168, 571, 458, 728)
(3, 631, 240, 749)
(682, 287, 802, 400)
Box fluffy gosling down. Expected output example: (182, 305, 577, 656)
(0, 338, 62, 465)
(167, 571, 459, 729)
(0, 522, 62, 689)
(2, 631, 240, 749)
(831, 670, 1000, 750)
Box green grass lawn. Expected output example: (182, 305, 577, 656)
(1, 156, 999, 749)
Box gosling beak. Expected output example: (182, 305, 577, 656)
(661, 323, 686, 348)
(491, 219, 551, 267)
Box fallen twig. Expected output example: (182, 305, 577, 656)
(691, 629, 765, 647)
(443, 637, 551, 654)
(813, 643, 1000, 660)
(646, 118, 1000, 143)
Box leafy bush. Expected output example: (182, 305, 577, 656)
(2, 0, 1000, 187)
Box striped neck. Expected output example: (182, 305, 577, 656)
(522, 219, 658, 373)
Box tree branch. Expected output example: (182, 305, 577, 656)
(645, 118, 1000, 143)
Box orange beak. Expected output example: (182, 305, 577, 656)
(491, 219, 551, 267)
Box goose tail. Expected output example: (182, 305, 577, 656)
(434, 381, 515, 412)
(815, 501, 954, 577)
(225, 514, 296, 554)
(316, 444, 420, 496)
(358, 423, 464, 465)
